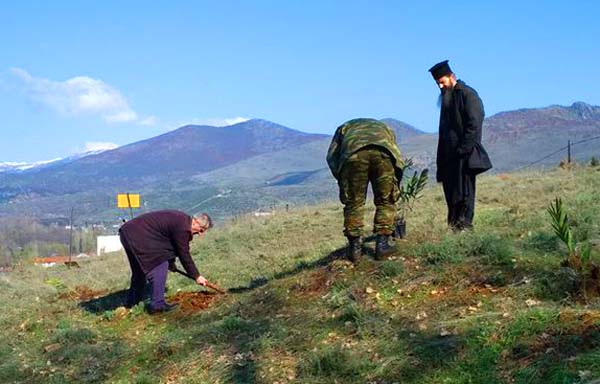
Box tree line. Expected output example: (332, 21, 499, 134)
(0, 216, 105, 266)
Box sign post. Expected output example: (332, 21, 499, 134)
(117, 193, 141, 220)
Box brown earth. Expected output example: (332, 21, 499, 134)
(290, 268, 332, 297)
(34, 256, 72, 264)
(168, 291, 219, 315)
(59, 285, 108, 301)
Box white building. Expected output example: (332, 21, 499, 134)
(96, 235, 123, 255)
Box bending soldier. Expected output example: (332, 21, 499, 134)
(327, 118, 404, 262)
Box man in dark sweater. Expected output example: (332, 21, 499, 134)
(119, 210, 212, 313)
(429, 60, 491, 231)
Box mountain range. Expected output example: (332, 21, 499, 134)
(0, 148, 110, 174)
(1, 102, 599, 224)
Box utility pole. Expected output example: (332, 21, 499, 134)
(68, 207, 74, 264)
(568, 140, 571, 163)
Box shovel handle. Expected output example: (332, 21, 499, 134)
(173, 267, 226, 294)
(205, 281, 226, 294)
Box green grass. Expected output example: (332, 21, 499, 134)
(1, 165, 600, 383)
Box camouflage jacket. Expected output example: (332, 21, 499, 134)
(326, 118, 404, 180)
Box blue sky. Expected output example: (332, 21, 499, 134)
(1, 1, 599, 162)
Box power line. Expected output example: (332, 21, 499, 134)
(513, 135, 600, 171)
(514, 145, 568, 171)
(571, 134, 600, 146)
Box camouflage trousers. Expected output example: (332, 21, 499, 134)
(338, 147, 400, 238)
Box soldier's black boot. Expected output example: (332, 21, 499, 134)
(375, 234, 394, 260)
(346, 236, 362, 263)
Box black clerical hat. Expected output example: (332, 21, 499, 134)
(429, 60, 453, 80)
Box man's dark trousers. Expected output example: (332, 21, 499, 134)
(120, 233, 169, 310)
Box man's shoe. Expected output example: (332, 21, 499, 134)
(375, 234, 394, 260)
(346, 236, 362, 263)
(148, 303, 179, 315)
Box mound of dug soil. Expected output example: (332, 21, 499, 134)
(168, 291, 219, 314)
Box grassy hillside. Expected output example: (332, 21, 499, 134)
(1, 165, 599, 383)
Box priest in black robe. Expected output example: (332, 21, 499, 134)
(429, 60, 492, 230)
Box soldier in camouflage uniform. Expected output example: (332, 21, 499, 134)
(327, 118, 404, 262)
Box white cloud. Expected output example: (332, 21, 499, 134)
(83, 142, 119, 153)
(105, 110, 138, 123)
(139, 115, 159, 126)
(11, 68, 138, 123)
(185, 117, 250, 127)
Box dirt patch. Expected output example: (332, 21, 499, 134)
(168, 291, 219, 315)
(423, 284, 503, 309)
(467, 284, 505, 296)
(59, 285, 108, 301)
(290, 269, 332, 297)
(416, 269, 506, 309)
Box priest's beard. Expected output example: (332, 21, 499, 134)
(438, 88, 453, 109)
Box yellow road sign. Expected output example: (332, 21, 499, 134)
(117, 193, 140, 208)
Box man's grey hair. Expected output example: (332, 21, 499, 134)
(194, 212, 213, 228)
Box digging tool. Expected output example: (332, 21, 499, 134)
(173, 267, 226, 294)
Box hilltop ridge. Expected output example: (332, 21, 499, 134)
(1, 102, 599, 222)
